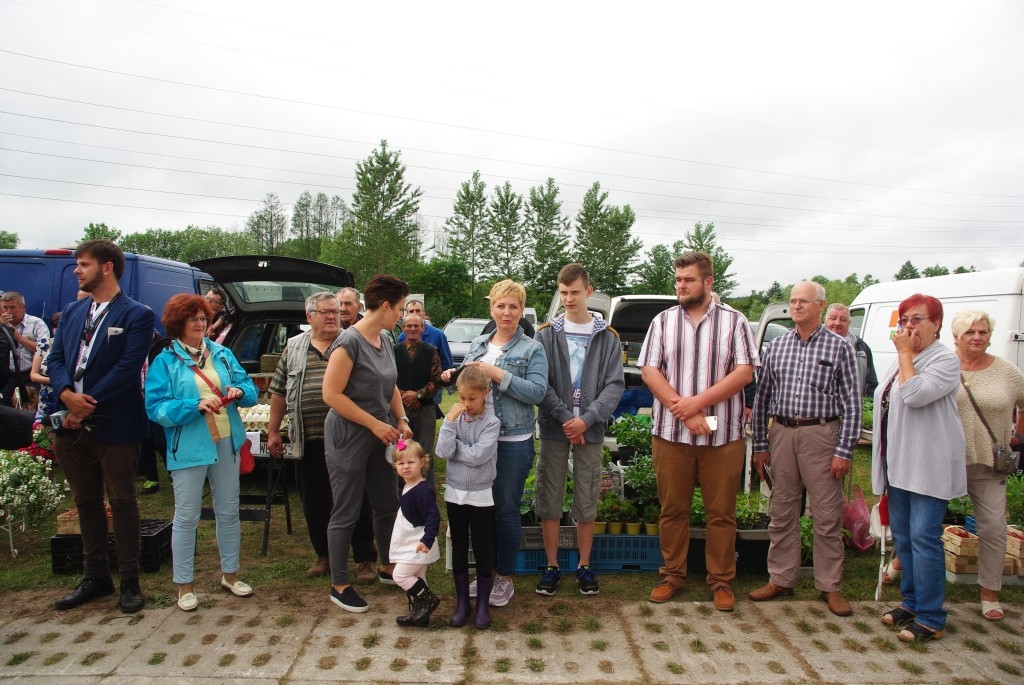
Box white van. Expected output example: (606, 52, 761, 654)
(848, 267, 1024, 374)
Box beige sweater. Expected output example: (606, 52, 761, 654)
(956, 356, 1024, 467)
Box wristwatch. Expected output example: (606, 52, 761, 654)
(399, 416, 410, 423)
(416, 391, 423, 400)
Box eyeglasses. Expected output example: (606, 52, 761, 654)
(897, 315, 930, 327)
(313, 309, 341, 316)
(188, 316, 209, 324)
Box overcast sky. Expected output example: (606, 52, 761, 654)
(2, 0, 1022, 293)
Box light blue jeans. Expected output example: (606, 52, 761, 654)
(492, 438, 535, 576)
(888, 486, 949, 630)
(171, 438, 241, 584)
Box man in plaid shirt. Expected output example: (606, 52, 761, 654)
(749, 280, 862, 617)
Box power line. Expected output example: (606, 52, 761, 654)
(0, 172, 261, 202)
(0, 191, 249, 218)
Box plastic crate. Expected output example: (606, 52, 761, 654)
(965, 515, 977, 535)
(50, 519, 172, 575)
(590, 535, 663, 572)
(520, 525, 577, 549)
(515, 548, 579, 573)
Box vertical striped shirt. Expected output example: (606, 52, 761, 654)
(751, 325, 862, 459)
(638, 302, 759, 446)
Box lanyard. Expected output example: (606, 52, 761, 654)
(75, 294, 119, 380)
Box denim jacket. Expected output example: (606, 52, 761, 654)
(145, 339, 259, 471)
(462, 327, 548, 437)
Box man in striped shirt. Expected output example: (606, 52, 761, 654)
(638, 251, 758, 611)
(749, 281, 861, 617)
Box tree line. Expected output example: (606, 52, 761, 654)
(1, 140, 1008, 326)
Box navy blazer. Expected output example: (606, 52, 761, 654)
(47, 292, 155, 444)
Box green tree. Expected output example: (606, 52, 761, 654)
(922, 264, 950, 278)
(246, 194, 288, 254)
(675, 221, 737, 298)
(572, 182, 642, 295)
(633, 244, 675, 295)
(444, 171, 489, 302)
(953, 265, 977, 274)
(81, 222, 122, 242)
(0, 230, 18, 249)
(523, 177, 571, 312)
(332, 140, 424, 284)
(406, 257, 474, 325)
(120, 225, 258, 262)
(481, 181, 526, 281)
(894, 260, 920, 281)
(290, 191, 315, 258)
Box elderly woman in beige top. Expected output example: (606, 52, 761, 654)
(952, 309, 1024, 622)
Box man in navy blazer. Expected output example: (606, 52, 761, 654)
(47, 240, 155, 613)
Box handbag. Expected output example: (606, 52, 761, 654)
(842, 482, 874, 552)
(239, 438, 255, 475)
(961, 374, 1020, 475)
(869, 496, 892, 544)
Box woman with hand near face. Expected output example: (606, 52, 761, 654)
(871, 293, 966, 643)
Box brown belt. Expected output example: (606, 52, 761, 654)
(773, 415, 840, 428)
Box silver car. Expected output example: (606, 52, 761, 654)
(442, 317, 489, 366)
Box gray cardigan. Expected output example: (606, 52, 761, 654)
(871, 340, 967, 500)
(434, 412, 501, 492)
(535, 315, 625, 443)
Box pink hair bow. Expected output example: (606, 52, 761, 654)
(396, 437, 407, 451)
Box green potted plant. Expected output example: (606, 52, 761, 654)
(618, 499, 640, 535)
(643, 502, 660, 535)
(735, 491, 771, 540)
(609, 412, 653, 465)
(598, 491, 624, 534)
(689, 487, 707, 539)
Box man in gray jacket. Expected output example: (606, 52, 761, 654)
(534, 264, 625, 596)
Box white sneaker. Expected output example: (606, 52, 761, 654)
(489, 576, 514, 607)
(469, 578, 477, 598)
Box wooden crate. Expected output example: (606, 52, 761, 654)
(1007, 526, 1024, 557)
(945, 550, 979, 574)
(942, 526, 979, 556)
(56, 505, 112, 535)
(1004, 554, 1016, 576)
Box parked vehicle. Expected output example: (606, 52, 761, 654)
(441, 317, 489, 366)
(191, 256, 355, 374)
(0, 248, 212, 335)
(523, 307, 538, 326)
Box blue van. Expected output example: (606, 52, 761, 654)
(0, 249, 214, 335)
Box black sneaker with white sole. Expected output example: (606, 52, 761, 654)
(535, 566, 561, 596)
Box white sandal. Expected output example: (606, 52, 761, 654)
(882, 558, 901, 586)
(981, 599, 1003, 622)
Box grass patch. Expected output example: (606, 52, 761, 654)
(903, 638, 928, 653)
(897, 659, 924, 676)
(696, 604, 712, 616)
(807, 607, 826, 618)
(389, 658, 408, 671)
(42, 652, 67, 666)
(495, 657, 511, 672)
(527, 658, 544, 672)
(40, 632, 59, 643)
(328, 635, 345, 648)
(268, 635, 280, 646)
(318, 656, 337, 669)
(996, 662, 1022, 676)
(995, 622, 1021, 636)
(555, 617, 573, 633)
(870, 636, 898, 652)
(750, 641, 770, 653)
(766, 661, 786, 674)
(275, 614, 294, 627)
(148, 652, 166, 666)
(527, 637, 543, 650)
(842, 638, 867, 653)
(996, 638, 1022, 655)
(582, 615, 599, 631)
(426, 657, 441, 671)
(667, 661, 684, 674)
(824, 621, 842, 634)
(244, 617, 260, 627)
(362, 632, 380, 648)
(811, 639, 829, 651)
(105, 632, 123, 644)
(3, 631, 27, 644)
(598, 659, 613, 673)
(394, 636, 412, 649)
(5, 651, 33, 666)
(354, 656, 371, 671)
(81, 652, 106, 666)
(72, 631, 94, 644)
(668, 606, 685, 616)
(522, 621, 544, 634)
(591, 639, 607, 651)
(168, 633, 185, 645)
(252, 653, 271, 667)
(638, 604, 653, 616)
(644, 622, 663, 634)
(796, 618, 817, 634)
(964, 620, 989, 634)
(851, 620, 873, 634)
(182, 654, 201, 667)
(547, 600, 571, 616)
(963, 637, 988, 653)
(218, 654, 235, 667)
(651, 640, 668, 652)
(690, 638, 708, 653)
(717, 640, 737, 653)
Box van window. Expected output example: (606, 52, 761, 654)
(849, 307, 865, 338)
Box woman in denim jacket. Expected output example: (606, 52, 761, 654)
(442, 279, 547, 608)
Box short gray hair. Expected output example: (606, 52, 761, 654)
(305, 292, 338, 314)
(951, 309, 995, 337)
(0, 291, 25, 306)
(337, 287, 360, 302)
(826, 303, 850, 317)
(794, 281, 826, 301)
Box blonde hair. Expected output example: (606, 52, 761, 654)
(487, 279, 526, 307)
(392, 438, 429, 476)
(456, 365, 490, 393)
(951, 309, 995, 338)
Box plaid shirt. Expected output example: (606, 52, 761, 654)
(638, 302, 758, 446)
(751, 325, 862, 459)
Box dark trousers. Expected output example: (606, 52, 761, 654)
(54, 431, 142, 580)
(137, 421, 166, 482)
(447, 502, 494, 577)
(298, 439, 377, 562)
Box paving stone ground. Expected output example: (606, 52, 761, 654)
(1, 588, 1022, 684)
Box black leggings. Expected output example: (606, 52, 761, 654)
(446, 502, 494, 577)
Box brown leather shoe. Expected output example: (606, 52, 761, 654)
(355, 561, 377, 584)
(306, 556, 329, 578)
(712, 585, 735, 612)
(748, 582, 794, 602)
(821, 591, 853, 617)
(648, 580, 679, 603)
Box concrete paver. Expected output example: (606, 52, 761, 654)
(1, 588, 1022, 684)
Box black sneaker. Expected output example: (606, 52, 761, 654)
(378, 571, 397, 586)
(330, 586, 369, 613)
(535, 566, 561, 596)
(576, 565, 599, 595)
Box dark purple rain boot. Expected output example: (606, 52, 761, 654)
(450, 574, 471, 627)
(474, 576, 493, 630)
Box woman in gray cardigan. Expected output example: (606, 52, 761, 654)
(872, 294, 965, 643)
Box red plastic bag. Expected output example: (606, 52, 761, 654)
(842, 485, 874, 552)
(239, 438, 255, 475)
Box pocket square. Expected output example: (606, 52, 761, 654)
(107, 327, 124, 338)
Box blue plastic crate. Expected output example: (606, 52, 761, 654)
(590, 534, 664, 572)
(965, 515, 977, 535)
(515, 548, 579, 573)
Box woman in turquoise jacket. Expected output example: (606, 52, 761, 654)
(145, 294, 258, 613)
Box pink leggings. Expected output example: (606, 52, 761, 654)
(392, 562, 428, 591)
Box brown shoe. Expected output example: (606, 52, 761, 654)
(306, 556, 329, 578)
(821, 591, 852, 617)
(748, 582, 794, 602)
(648, 580, 679, 603)
(356, 561, 376, 583)
(712, 585, 735, 612)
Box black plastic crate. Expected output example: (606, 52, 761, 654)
(50, 519, 172, 574)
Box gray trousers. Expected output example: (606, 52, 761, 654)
(325, 416, 401, 586)
(967, 463, 1008, 591)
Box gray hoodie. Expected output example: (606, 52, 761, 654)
(435, 412, 501, 492)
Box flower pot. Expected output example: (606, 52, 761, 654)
(644, 522, 659, 536)
(625, 522, 642, 535)
(607, 521, 624, 535)
(594, 521, 608, 535)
